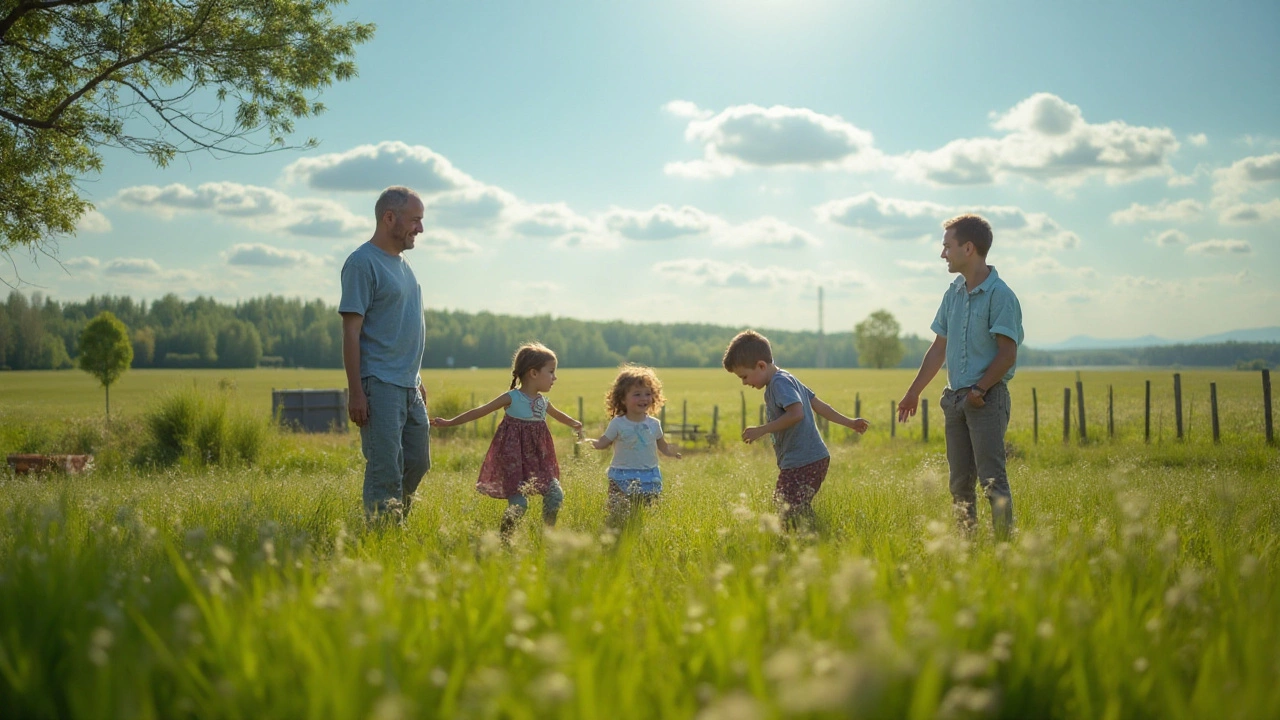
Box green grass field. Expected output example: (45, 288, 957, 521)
(2, 368, 1278, 718)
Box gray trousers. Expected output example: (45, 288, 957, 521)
(941, 382, 1013, 539)
(360, 376, 431, 521)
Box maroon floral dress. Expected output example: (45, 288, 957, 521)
(476, 390, 560, 498)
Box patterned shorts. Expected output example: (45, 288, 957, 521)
(774, 456, 830, 509)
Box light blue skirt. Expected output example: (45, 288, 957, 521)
(607, 466, 663, 495)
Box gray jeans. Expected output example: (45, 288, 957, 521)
(941, 382, 1013, 539)
(360, 376, 431, 521)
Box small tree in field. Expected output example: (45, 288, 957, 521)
(79, 312, 133, 421)
(855, 309, 904, 369)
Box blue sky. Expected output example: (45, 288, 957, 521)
(11, 0, 1280, 345)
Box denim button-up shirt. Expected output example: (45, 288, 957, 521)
(930, 265, 1024, 390)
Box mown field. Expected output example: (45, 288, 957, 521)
(1, 367, 1277, 719)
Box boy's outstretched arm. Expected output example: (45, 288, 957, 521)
(810, 396, 870, 434)
(546, 403, 585, 438)
(430, 393, 510, 427)
(656, 436, 682, 459)
(743, 403, 803, 443)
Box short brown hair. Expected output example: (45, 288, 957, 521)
(604, 364, 666, 418)
(722, 330, 772, 371)
(943, 214, 993, 256)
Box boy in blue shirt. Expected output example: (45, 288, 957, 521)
(723, 330, 869, 528)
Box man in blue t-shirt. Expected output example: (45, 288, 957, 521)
(898, 214, 1024, 541)
(339, 186, 430, 522)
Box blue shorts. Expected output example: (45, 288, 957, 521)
(607, 466, 663, 495)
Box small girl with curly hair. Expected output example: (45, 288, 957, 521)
(589, 364, 681, 524)
(431, 343, 583, 539)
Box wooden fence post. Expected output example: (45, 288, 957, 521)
(740, 391, 746, 437)
(1174, 373, 1184, 441)
(682, 400, 688, 441)
(1063, 387, 1071, 444)
(1032, 387, 1039, 444)
(1210, 383, 1220, 445)
(1264, 369, 1274, 445)
(922, 398, 929, 444)
(575, 396, 584, 456)
(1144, 380, 1151, 444)
(855, 392, 861, 419)
(890, 400, 896, 438)
(1076, 380, 1087, 443)
(1108, 385, 1114, 440)
(711, 406, 720, 445)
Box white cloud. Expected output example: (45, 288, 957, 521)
(417, 230, 481, 258)
(63, 256, 101, 271)
(714, 216, 821, 248)
(816, 192, 1079, 250)
(652, 258, 862, 290)
(1213, 152, 1280, 195)
(113, 182, 366, 238)
(898, 93, 1179, 187)
(604, 204, 714, 240)
(1148, 229, 1190, 247)
(1109, 198, 1204, 224)
(1186, 239, 1252, 255)
(104, 258, 162, 275)
(282, 141, 476, 193)
(816, 193, 952, 240)
(664, 102, 880, 178)
(425, 185, 516, 228)
(663, 100, 712, 120)
(1217, 199, 1280, 224)
(1209, 153, 1280, 224)
(894, 259, 945, 275)
(509, 202, 594, 237)
(225, 244, 322, 268)
(75, 210, 112, 234)
(1012, 256, 1098, 279)
(1188, 133, 1208, 147)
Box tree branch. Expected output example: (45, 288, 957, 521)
(0, 0, 98, 42)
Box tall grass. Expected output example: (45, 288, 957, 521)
(139, 387, 272, 468)
(1, 432, 1278, 719)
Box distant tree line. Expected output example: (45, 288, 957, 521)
(0, 291, 1273, 371)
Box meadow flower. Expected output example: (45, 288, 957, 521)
(937, 685, 998, 719)
(697, 691, 764, 720)
(951, 652, 992, 683)
(87, 626, 113, 666)
(529, 671, 574, 704)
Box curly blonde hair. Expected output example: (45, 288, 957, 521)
(604, 364, 666, 418)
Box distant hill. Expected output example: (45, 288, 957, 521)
(1030, 326, 1280, 351)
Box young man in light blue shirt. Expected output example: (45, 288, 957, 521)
(339, 186, 431, 523)
(898, 214, 1024, 540)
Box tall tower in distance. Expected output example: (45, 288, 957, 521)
(817, 286, 826, 368)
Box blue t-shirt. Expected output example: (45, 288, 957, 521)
(505, 389, 548, 421)
(763, 368, 829, 470)
(930, 265, 1024, 390)
(604, 416, 662, 470)
(338, 242, 425, 388)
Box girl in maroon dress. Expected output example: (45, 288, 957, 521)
(431, 343, 584, 539)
